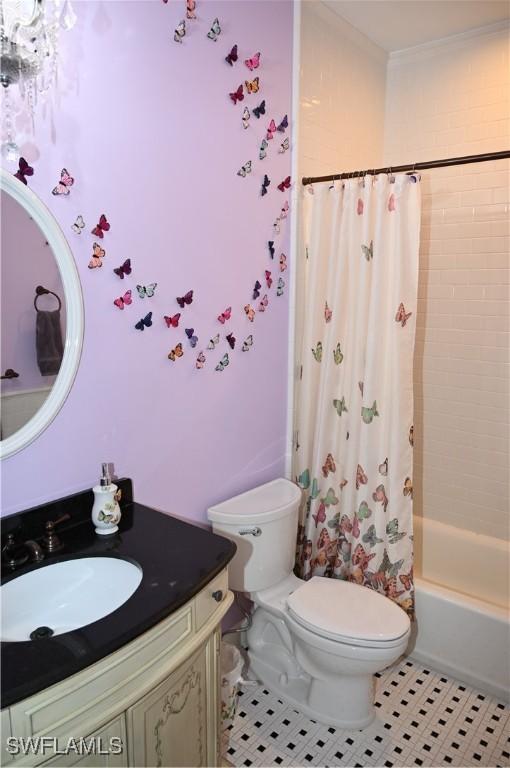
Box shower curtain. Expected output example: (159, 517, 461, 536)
(293, 174, 421, 617)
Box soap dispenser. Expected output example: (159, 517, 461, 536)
(92, 463, 121, 535)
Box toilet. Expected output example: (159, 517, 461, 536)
(208, 478, 411, 729)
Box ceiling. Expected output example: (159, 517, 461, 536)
(324, 0, 510, 52)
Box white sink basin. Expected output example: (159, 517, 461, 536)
(1, 557, 143, 642)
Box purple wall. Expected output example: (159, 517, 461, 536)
(1, 0, 293, 521)
(1, 192, 65, 393)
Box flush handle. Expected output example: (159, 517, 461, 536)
(239, 527, 262, 537)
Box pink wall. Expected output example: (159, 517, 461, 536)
(1, 192, 65, 393)
(1, 0, 293, 521)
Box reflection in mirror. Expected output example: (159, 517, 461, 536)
(1, 190, 67, 440)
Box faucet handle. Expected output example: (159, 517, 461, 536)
(43, 513, 70, 552)
(2, 533, 29, 570)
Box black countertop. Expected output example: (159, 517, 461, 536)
(1, 480, 236, 708)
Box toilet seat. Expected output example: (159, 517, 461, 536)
(287, 576, 410, 648)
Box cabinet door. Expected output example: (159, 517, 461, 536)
(126, 632, 220, 768)
(39, 715, 127, 767)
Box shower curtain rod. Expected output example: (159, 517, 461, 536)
(301, 149, 510, 186)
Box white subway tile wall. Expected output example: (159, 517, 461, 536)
(299, 1, 387, 180)
(384, 27, 510, 540)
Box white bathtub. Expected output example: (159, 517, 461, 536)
(409, 516, 509, 702)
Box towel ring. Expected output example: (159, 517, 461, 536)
(34, 285, 62, 312)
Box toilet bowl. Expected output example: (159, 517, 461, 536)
(207, 478, 411, 728)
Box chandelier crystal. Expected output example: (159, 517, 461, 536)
(0, 0, 75, 159)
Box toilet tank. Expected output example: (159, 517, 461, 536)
(207, 478, 302, 593)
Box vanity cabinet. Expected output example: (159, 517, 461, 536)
(3, 569, 232, 768)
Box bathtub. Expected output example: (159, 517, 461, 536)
(408, 516, 509, 702)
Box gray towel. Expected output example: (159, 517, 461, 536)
(36, 310, 64, 376)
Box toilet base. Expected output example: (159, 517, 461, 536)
(248, 652, 376, 730)
(247, 606, 377, 729)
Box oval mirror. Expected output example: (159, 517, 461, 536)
(0, 168, 84, 459)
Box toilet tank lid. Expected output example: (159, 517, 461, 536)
(287, 577, 410, 643)
(207, 478, 302, 525)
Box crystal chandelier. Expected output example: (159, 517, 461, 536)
(0, 0, 76, 160)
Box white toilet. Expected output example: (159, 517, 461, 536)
(208, 478, 411, 729)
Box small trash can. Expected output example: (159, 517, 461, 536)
(220, 642, 244, 747)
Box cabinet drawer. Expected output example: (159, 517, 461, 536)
(195, 570, 229, 631)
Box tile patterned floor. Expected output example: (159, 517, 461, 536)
(223, 658, 509, 768)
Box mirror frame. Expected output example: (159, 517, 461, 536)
(0, 168, 84, 459)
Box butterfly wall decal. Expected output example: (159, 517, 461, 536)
(135, 312, 152, 331)
(277, 176, 291, 192)
(333, 397, 347, 416)
(261, 174, 270, 196)
(226, 333, 236, 350)
(265, 270, 272, 288)
(278, 137, 289, 153)
(168, 343, 184, 361)
(113, 259, 132, 279)
(245, 77, 259, 94)
(176, 290, 193, 308)
(88, 243, 105, 269)
(259, 139, 268, 160)
(361, 401, 379, 424)
(207, 17, 221, 41)
(266, 119, 276, 140)
(207, 334, 220, 349)
(268, 241, 275, 259)
(164, 313, 181, 328)
(225, 44, 238, 66)
(242, 335, 253, 351)
(52, 168, 74, 196)
(276, 277, 285, 296)
(71, 215, 85, 234)
(252, 100, 265, 119)
(277, 114, 288, 132)
(136, 283, 157, 298)
(258, 294, 268, 312)
(242, 107, 250, 129)
(312, 503, 326, 528)
(185, 328, 198, 348)
(279, 254, 287, 272)
(174, 19, 186, 42)
(196, 351, 206, 369)
(14, 157, 34, 185)
(252, 280, 261, 300)
(244, 304, 255, 322)
(311, 341, 322, 362)
(218, 306, 232, 324)
(245, 52, 260, 70)
(352, 543, 376, 572)
(91, 214, 110, 238)
(361, 241, 373, 261)
(324, 301, 332, 323)
(114, 290, 132, 310)
(356, 464, 367, 489)
(395, 302, 412, 327)
(186, 0, 196, 19)
(237, 161, 252, 177)
(229, 84, 244, 104)
(215, 353, 229, 371)
(333, 343, 343, 365)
